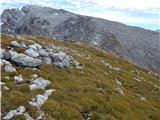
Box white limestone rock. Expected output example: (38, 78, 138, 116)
(4, 66, 16, 72)
(24, 113, 34, 120)
(41, 57, 52, 64)
(115, 87, 125, 95)
(29, 89, 56, 107)
(3, 106, 25, 120)
(25, 48, 40, 58)
(1, 59, 12, 66)
(1, 49, 6, 59)
(4, 50, 18, 60)
(29, 77, 51, 90)
(11, 53, 42, 67)
(29, 43, 42, 51)
(11, 41, 28, 48)
(14, 75, 24, 83)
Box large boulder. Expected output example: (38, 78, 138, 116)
(25, 48, 40, 58)
(11, 53, 42, 67)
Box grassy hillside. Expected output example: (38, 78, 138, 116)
(1, 34, 160, 120)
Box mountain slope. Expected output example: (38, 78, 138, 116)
(1, 34, 160, 120)
(1, 5, 160, 72)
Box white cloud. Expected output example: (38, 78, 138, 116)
(93, 0, 160, 10)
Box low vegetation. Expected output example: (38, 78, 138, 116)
(1, 34, 160, 120)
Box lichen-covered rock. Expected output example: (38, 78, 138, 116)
(29, 77, 51, 90)
(3, 106, 25, 120)
(11, 53, 42, 67)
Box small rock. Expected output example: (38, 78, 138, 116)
(32, 74, 38, 79)
(115, 78, 122, 85)
(25, 48, 40, 58)
(4, 76, 10, 79)
(3, 106, 25, 120)
(14, 75, 23, 83)
(29, 89, 56, 107)
(11, 53, 42, 67)
(115, 87, 125, 95)
(29, 77, 51, 90)
(4, 66, 16, 72)
(3, 86, 10, 91)
(24, 113, 34, 120)
(1, 59, 12, 66)
(0, 82, 6, 85)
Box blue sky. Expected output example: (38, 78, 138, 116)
(1, 0, 160, 30)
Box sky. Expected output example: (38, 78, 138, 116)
(0, 0, 160, 30)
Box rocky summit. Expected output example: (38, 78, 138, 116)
(1, 5, 160, 72)
(1, 34, 160, 120)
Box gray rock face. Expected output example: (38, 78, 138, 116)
(1, 5, 160, 72)
(11, 53, 42, 67)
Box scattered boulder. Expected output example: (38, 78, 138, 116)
(3, 106, 25, 120)
(29, 77, 51, 90)
(11, 53, 42, 67)
(25, 48, 40, 58)
(29, 89, 56, 107)
(4, 66, 16, 73)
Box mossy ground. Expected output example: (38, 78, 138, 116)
(1, 34, 160, 120)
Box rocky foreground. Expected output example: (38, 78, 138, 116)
(1, 34, 160, 120)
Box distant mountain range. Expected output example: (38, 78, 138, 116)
(1, 5, 160, 72)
